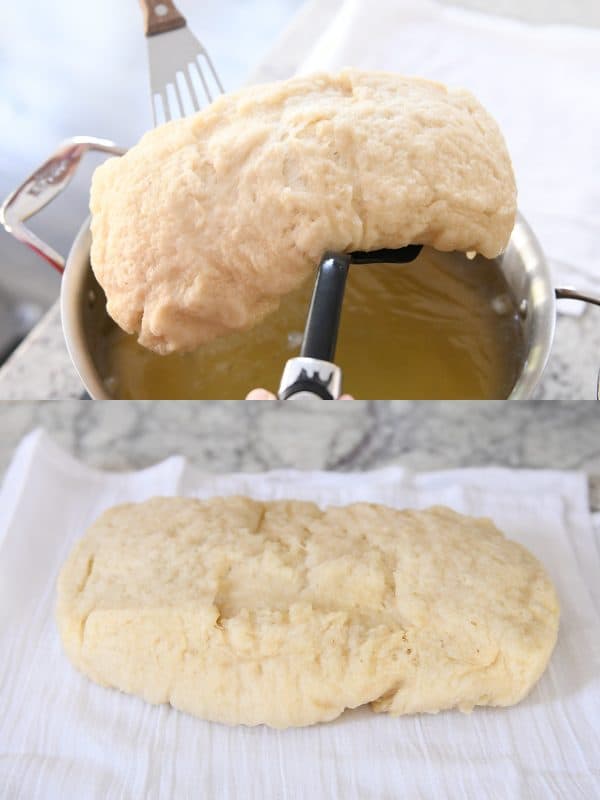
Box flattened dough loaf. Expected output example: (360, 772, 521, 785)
(57, 497, 558, 728)
(90, 69, 517, 353)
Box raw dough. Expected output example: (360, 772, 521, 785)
(89, 69, 517, 353)
(56, 496, 558, 728)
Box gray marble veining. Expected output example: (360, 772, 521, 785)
(1, 401, 599, 480)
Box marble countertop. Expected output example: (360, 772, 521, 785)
(2, 401, 600, 480)
(2, 0, 599, 400)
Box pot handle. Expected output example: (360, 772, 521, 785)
(0, 136, 125, 274)
(555, 287, 600, 400)
(555, 287, 600, 307)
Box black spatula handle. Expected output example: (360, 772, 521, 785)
(299, 246, 424, 362)
(300, 252, 352, 361)
(351, 245, 423, 264)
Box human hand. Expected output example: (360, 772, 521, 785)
(245, 388, 354, 400)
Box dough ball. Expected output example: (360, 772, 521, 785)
(90, 70, 516, 353)
(56, 496, 557, 728)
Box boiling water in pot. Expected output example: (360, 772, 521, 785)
(93, 247, 525, 399)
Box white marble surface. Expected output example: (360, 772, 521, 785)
(1, 0, 599, 399)
(1, 401, 600, 480)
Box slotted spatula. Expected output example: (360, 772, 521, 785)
(278, 246, 424, 399)
(139, 0, 224, 124)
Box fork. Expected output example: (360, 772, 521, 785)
(139, 0, 224, 125)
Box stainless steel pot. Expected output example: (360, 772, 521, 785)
(3, 136, 600, 399)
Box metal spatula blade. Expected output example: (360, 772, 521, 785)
(139, 0, 224, 125)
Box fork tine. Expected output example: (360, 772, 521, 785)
(166, 83, 183, 121)
(194, 57, 214, 104)
(201, 49, 224, 95)
(174, 79, 189, 119)
(153, 89, 169, 126)
(186, 64, 205, 110)
(180, 68, 200, 115)
(162, 88, 173, 123)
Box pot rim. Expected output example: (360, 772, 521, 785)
(60, 213, 557, 400)
(60, 219, 111, 399)
(503, 213, 556, 399)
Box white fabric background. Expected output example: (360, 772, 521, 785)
(0, 429, 599, 798)
(299, 0, 600, 310)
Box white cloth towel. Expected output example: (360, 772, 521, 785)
(0, 429, 599, 798)
(299, 0, 600, 311)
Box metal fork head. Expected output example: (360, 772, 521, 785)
(146, 26, 224, 125)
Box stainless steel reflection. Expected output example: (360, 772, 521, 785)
(502, 215, 556, 399)
(60, 224, 108, 400)
(0, 137, 125, 272)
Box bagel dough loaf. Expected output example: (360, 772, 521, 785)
(57, 497, 558, 728)
(89, 70, 517, 353)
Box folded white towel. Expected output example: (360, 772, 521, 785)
(1, 429, 599, 798)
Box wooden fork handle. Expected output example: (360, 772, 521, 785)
(139, 0, 186, 36)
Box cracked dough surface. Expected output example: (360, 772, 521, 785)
(56, 496, 558, 728)
(89, 69, 517, 353)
